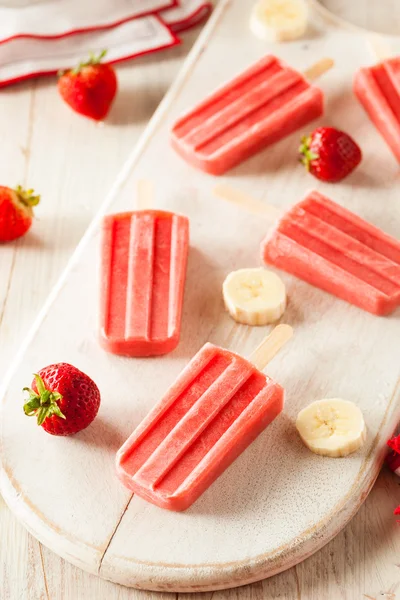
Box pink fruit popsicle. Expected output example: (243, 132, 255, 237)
(354, 58, 400, 161)
(171, 55, 333, 175)
(100, 210, 189, 357)
(262, 190, 400, 316)
(116, 325, 292, 511)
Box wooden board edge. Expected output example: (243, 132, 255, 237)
(97, 380, 400, 591)
(0, 464, 101, 574)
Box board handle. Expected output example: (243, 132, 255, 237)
(249, 324, 293, 371)
(303, 58, 334, 82)
(137, 179, 154, 211)
(213, 184, 281, 219)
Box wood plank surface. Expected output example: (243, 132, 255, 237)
(1, 1, 400, 598)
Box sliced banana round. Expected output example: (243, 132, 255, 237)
(250, 0, 308, 43)
(296, 399, 366, 458)
(223, 268, 286, 326)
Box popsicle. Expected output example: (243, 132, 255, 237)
(214, 185, 400, 316)
(116, 324, 292, 511)
(100, 207, 189, 357)
(171, 55, 333, 175)
(354, 57, 400, 161)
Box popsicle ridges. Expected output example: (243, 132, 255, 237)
(116, 343, 284, 511)
(354, 58, 400, 162)
(171, 54, 324, 175)
(262, 191, 400, 315)
(100, 210, 189, 356)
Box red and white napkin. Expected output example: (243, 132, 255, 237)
(0, 0, 212, 86)
(161, 0, 212, 31)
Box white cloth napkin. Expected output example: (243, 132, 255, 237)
(0, 0, 174, 40)
(0, 0, 211, 86)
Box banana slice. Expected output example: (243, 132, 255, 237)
(296, 399, 366, 458)
(223, 268, 286, 326)
(250, 0, 308, 42)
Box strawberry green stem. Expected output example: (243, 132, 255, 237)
(299, 135, 318, 171)
(15, 185, 40, 207)
(69, 49, 108, 76)
(23, 374, 65, 426)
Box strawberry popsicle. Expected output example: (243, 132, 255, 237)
(100, 210, 189, 357)
(171, 55, 329, 175)
(354, 58, 400, 161)
(116, 325, 292, 511)
(262, 190, 400, 315)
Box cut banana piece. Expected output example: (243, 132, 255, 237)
(296, 399, 366, 458)
(250, 0, 308, 42)
(223, 268, 286, 326)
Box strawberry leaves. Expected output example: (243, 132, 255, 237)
(299, 135, 318, 171)
(71, 49, 108, 75)
(23, 374, 66, 426)
(15, 185, 41, 208)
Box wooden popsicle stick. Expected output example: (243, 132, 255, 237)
(137, 179, 154, 211)
(367, 34, 392, 62)
(213, 183, 282, 220)
(213, 184, 281, 219)
(303, 58, 334, 82)
(249, 324, 293, 371)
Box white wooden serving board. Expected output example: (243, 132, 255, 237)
(1, 0, 400, 593)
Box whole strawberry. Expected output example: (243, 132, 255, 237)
(0, 185, 40, 242)
(23, 363, 101, 436)
(299, 127, 362, 183)
(385, 434, 400, 517)
(58, 49, 117, 121)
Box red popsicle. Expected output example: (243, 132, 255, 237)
(100, 209, 189, 357)
(213, 185, 400, 316)
(171, 55, 333, 175)
(262, 190, 400, 315)
(354, 57, 400, 162)
(116, 325, 292, 511)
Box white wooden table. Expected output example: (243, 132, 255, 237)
(1, 4, 400, 599)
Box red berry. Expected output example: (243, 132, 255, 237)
(23, 363, 101, 436)
(299, 127, 362, 183)
(387, 434, 400, 454)
(58, 49, 117, 121)
(0, 186, 40, 242)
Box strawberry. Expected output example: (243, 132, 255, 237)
(23, 363, 101, 436)
(386, 434, 400, 517)
(0, 186, 40, 242)
(58, 50, 117, 121)
(387, 434, 400, 455)
(299, 127, 362, 183)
